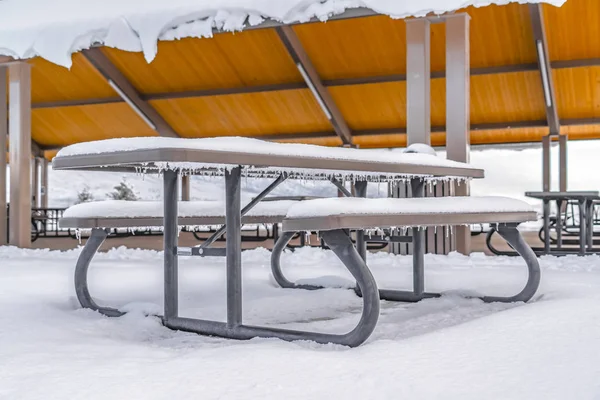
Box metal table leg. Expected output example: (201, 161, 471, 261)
(411, 178, 425, 296)
(578, 199, 587, 256)
(543, 199, 551, 254)
(587, 200, 594, 250)
(225, 167, 242, 328)
(556, 199, 563, 250)
(163, 169, 179, 321)
(354, 181, 368, 263)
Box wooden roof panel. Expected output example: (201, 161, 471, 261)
(150, 89, 331, 138)
(544, 0, 600, 61)
(102, 29, 302, 94)
(30, 53, 116, 103)
(470, 71, 546, 124)
(32, 104, 157, 147)
(292, 3, 535, 81)
(554, 67, 600, 120)
(329, 82, 406, 131)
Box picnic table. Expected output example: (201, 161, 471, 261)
(525, 191, 600, 255)
(53, 137, 538, 347)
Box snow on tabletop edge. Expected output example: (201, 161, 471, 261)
(285, 196, 536, 218)
(0, 0, 566, 68)
(53, 137, 479, 170)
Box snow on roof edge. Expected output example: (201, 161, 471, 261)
(0, 0, 566, 68)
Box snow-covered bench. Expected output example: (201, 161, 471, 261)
(60, 199, 297, 228)
(61, 199, 298, 318)
(273, 196, 541, 303)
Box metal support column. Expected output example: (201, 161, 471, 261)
(559, 134, 567, 192)
(446, 14, 472, 255)
(225, 167, 242, 328)
(32, 158, 40, 207)
(181, 175, 190, 201)
(406, 18, 431, 146)
(40, 158, 48, 208)
(0, 66, 7, 245)
(163, 170, 179, 321)
(542, 135, 551, 192)
(8, 63, 31, 248)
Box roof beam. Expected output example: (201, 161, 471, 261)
(529, 4, 560, 136)
(40, 116, 600, 151)
(81, 48, 179, 138)
(275, 26, 353, 145)
(31, 57, 600, 110)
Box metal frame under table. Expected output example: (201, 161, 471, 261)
(53, 144, 484, 347)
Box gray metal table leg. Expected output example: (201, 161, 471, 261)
(163, 169, 179, 322)
(578, 199, 587, 256)
(165, 229, 381, 347)
(587, 200, 594, 250)
(74, 228, 124, 317)
(543, 199, 551, 254)
(226, 167, 243, 328)
(411, 178, 425, 296)
(354, 181, 368, 263)
(556, 199, 563, 250)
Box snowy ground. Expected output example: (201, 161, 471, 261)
(1, 245, 600, 399)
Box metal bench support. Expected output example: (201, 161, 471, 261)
(272, 221, 541, 304)
(378, 223, 541, 303)
(74, 228, 125, 317)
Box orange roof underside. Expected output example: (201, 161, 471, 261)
(19, 0, 600, 156)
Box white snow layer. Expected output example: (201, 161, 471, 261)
(0, 0, 566, 67)
(54, 136, 479, 174)
(0, 246, 599, 399)
(285, 196, 535, 218)
(63, 199, 296, 219)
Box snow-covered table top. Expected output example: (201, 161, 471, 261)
(283, 196, 537, 231)
(0, 0, 565, 68)
(60, 199, 297, 228)
(52, 137, 484, 181)
(525, 191, 600, 201)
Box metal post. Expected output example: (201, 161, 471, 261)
(446, 14, 471, 255)
(0, 66, 7, 245)
(578, 199, 586, 256)
(163, 170, 179, 321)
(542, 135, 551, 192)
(555, 199, 562, 250)
(543, 200, 551, 254)
(406, 18, 431, 146)
(181, 175, 190, 201)
(411, 178, 425, 296)
(559, 134, 567, 192)
(8, 62, 31, 248)
(40, 158, 48, 208)
(586, 200, 594, 250)
(354, 181, 368, 262)
(32, 158, 40, 208)
(225, 167, 242, 328)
